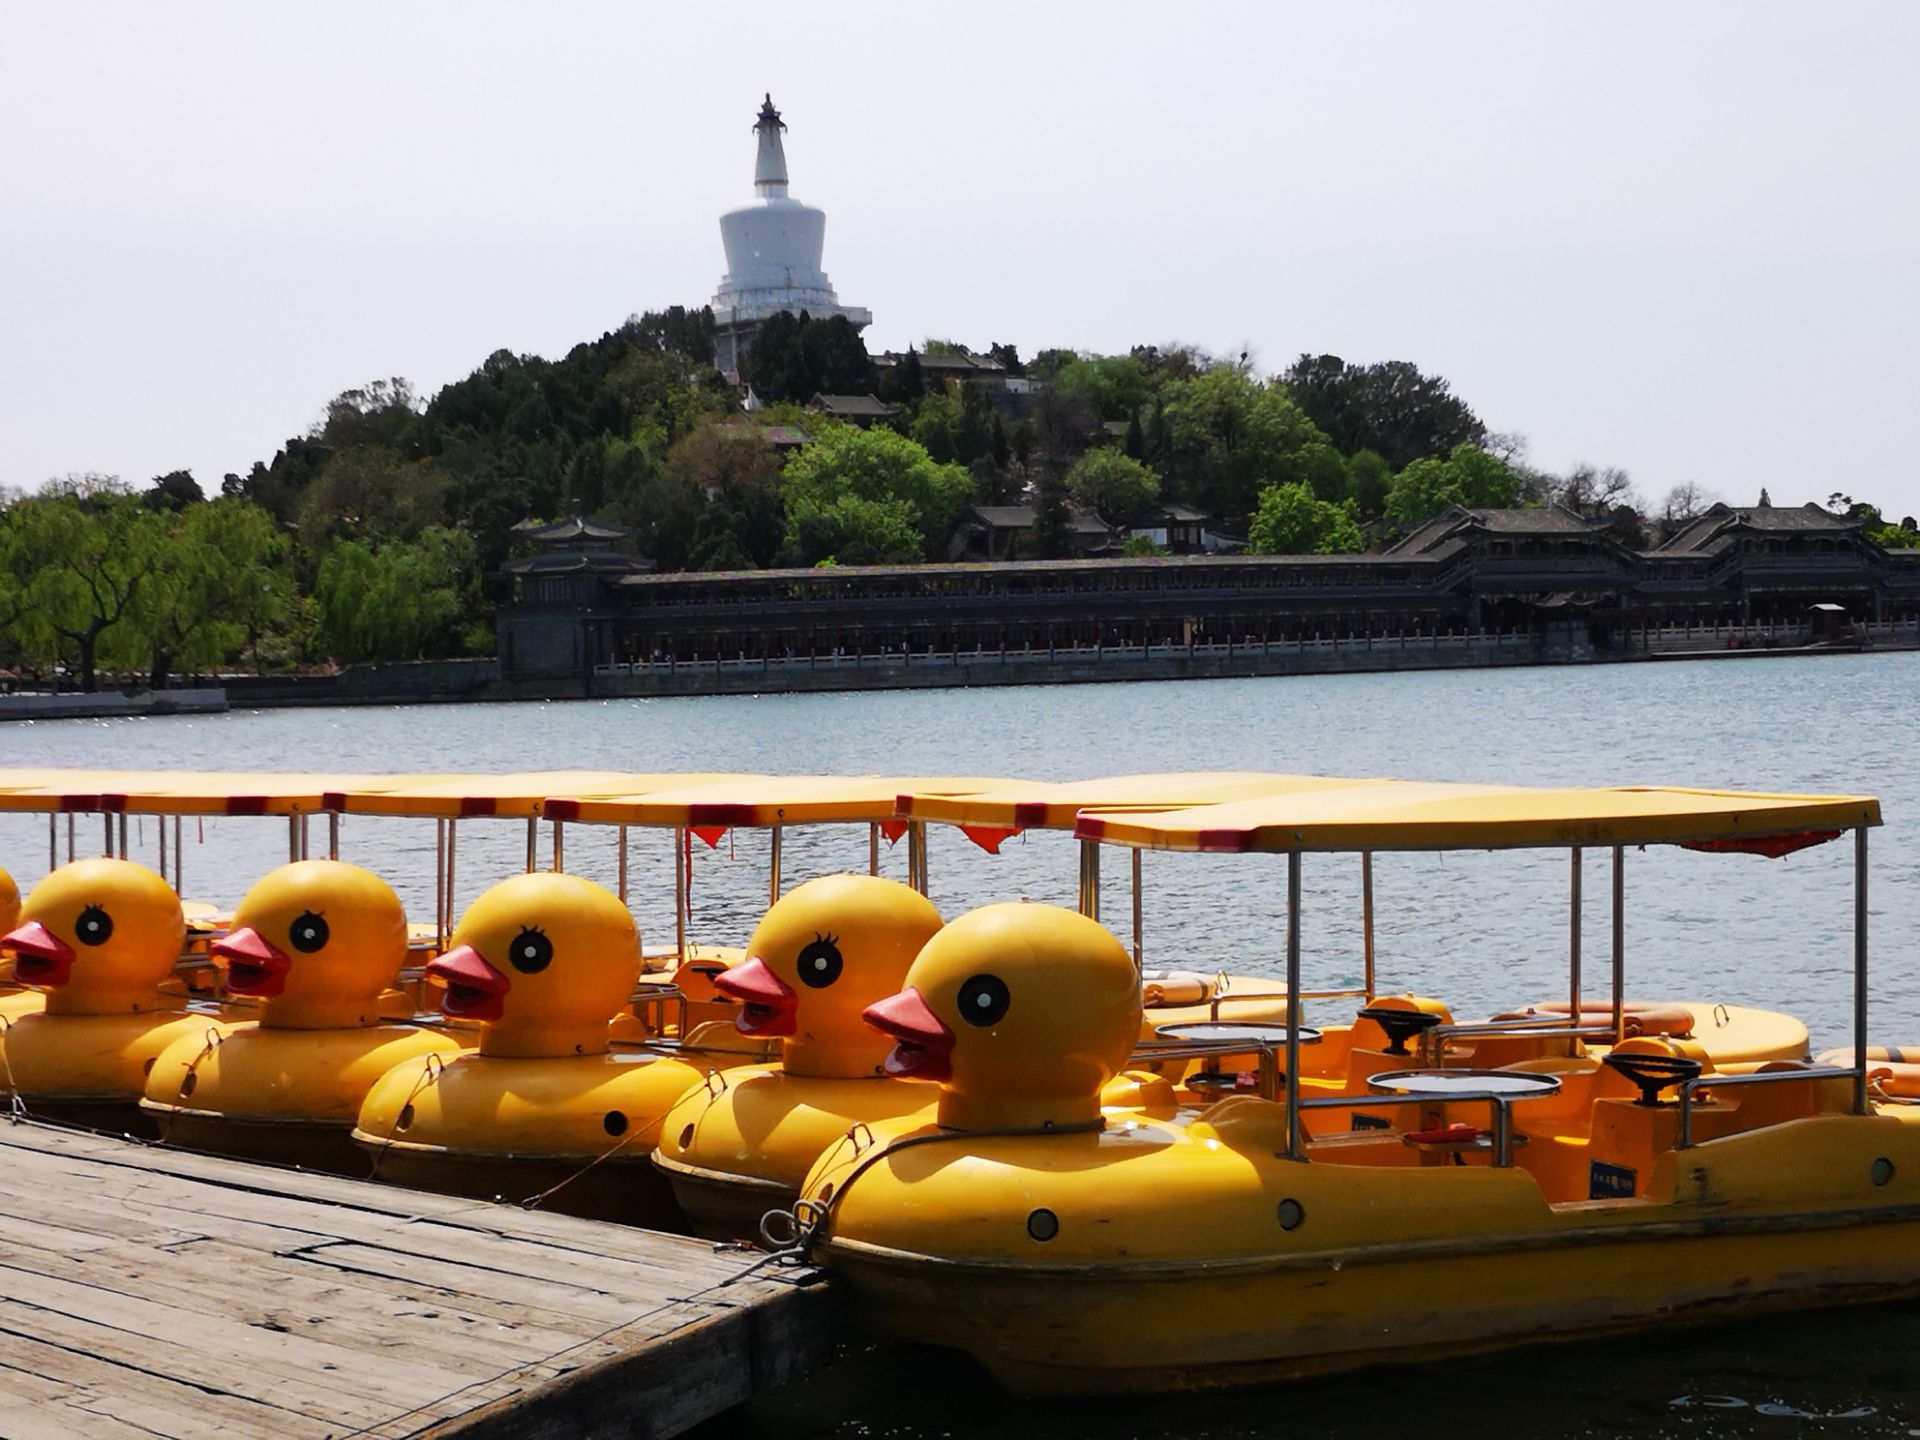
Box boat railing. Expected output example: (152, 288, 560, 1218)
(1297, 1090, 1530, 1167)
(1128, 1037, 1286, 1100)
(629, 983, 691, 1043)
(1673, 1064, 1860, 1148)
(1204, 986, 1365, 1020)
(1419, 1018, 1617, 1064)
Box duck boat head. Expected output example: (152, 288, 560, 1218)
(212, 860, 408, 1029)
(2, 858, 185, 1015)
(426, 871, 640, 1057)
(718, 874, 943, 1078)
(0, 866, 19, 942)
(864, 901, 1140, 1132)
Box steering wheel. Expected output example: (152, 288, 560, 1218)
(1602, 1051, 1703, 1107)
(1357, 1005, 1443, 1056)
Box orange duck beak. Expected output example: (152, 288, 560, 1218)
(864, 987, 955, 1081)
(4, 921, 75, 989)
(213, 926, 291, 997)
(715, 955, 798, 1037)
(427, 944, 510, 1021)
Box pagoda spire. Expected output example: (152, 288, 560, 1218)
(753, 93, 789, 199)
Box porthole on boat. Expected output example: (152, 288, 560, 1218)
(396, 1103, 415, 1132)
(603, 1110, 628, 1137)
(1277, 1198, 1306, 1231)
(679, 1123, 695, 1148)
(178, 1070, 195, 1096)
(1873, 1157, 1896, 1187)
(1027, 1208, 1060, 1242)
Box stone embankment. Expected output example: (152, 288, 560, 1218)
(6, 622, 1914, 719)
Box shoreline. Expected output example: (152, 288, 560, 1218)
(2, 636, 1902, 721)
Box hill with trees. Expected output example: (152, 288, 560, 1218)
(5, 305, 1910, 691)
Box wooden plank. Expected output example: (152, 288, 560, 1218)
(0, 1328, 326, 1439)
(427, 1275, 845, 1440)
(0, 1119, 842, 1438)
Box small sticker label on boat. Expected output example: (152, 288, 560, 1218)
(1350, 1113, 1391, 1132)
(1589, 1160, 1637, 1198)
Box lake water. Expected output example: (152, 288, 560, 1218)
(6, 654, 1920, 1436)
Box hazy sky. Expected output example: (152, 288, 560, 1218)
(4, 1, 1916, 516)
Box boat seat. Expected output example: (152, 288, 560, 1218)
(1709, 1061, 1855, 1135)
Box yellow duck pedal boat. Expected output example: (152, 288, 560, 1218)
(654, 873, 946, 1240)
(142, 860, 470, 1173)
(353, 871, 767, 1227)
(800, 899, 1920, 1396)
(0, 859, 209, 1135)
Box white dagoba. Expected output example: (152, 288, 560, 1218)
(710, 95, 871, 380)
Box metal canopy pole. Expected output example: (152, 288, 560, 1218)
(287, 815, 299, 863)
(48, 814, 56, 872)
(434, 819, 447, 949)
(525, 818, 537, 873)
(445, 818, 458, 934)
(552, 821, 565, 874)
(117, 814, 128, 859)
(1131, 849, 1144, 973)
(1285, 852, 1304, 1162)
(66, 813, 75, 863)
(1361, 851, 1376, 1000)
(674, 826, 688, 959)
(328, 812, 340, 861)
(1077, 839, 1101, 921)
(1569, 847, 1583, 1022)
(769, 826, 783, 906)
(1855, 826, 1870, 1115)
(618, 826, 629, 903)
(1611, 846, 1625, 1043)
(300, 814, 311, 861)
(157, 811, 167, 882)
(173, 816, 182, 892)
(908, 821, 928, 895)
(868, 823, 880, 877)
(103, 814, 113, 857)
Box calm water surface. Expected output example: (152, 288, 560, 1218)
(6, 656, 1920, 1436)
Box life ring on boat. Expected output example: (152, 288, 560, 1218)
(1505, 1000, 1697, 1039)
(1815, 1046, 1920, 1097)
(1141, 969, 1217, 1007)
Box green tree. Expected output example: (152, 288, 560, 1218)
(2, 492, 160, 690)
(1160, 367, 1342, 518)
(1248, 483, 1365, 555)
(1065, 449, 1161, 521)
(1055, 355, 1150, 421)
(1384, 443, 1525, 526)
(783, 494, 921, 566)
(312, 528, 477, 664)
(145, 469, 205, 512)
(741, 312, 874, 403)
(778, 424, 971, 560)
(1347, 449, 1393, 520)
(1281, 354, 1486, 470)
(1121, 533, 1167, 557)
(129, 499, 292, 688)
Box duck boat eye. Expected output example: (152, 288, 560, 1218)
(796, 935, 843, 989)
(289, 911, 329, 953)
(509, 927, 553, 973)
(958, 973, 1010, 1027)
(75, 905, 113, 946)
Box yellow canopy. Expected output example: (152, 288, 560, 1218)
(1073, 780, 1881, 853)
(0, 770, 428, 815)
(550, 775, 1015, 828)
(899, 772, 1362, 831)
(328, 772, 738, 819)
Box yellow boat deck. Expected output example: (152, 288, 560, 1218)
(0, 1119, 840, 1438)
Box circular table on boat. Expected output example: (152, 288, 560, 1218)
(1153, 1021, 1322, 1046)
(1365, 1068, 1562, 1099)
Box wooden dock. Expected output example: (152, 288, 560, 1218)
(0, 1119, 843, 1438)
